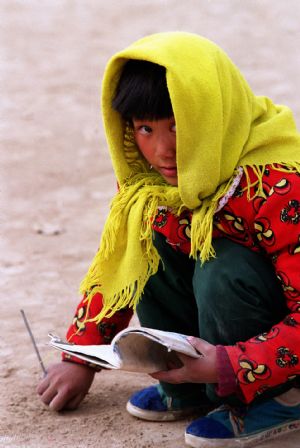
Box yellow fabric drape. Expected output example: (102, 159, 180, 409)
(80, 32, 300, 322)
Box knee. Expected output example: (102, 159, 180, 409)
(193, 239, 245, 296)
(192, 238, 269, 309)
(193, 238, 284, 315)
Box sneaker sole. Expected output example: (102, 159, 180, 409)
(185, 418, 300, 448)
(126, 400, 198, 422)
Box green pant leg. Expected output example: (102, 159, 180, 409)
(193, 238, 288, 402)
(193, 238, 287, 345)
(136, 231, 205, 402)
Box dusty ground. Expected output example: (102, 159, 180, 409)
(1, 1, 300, 447)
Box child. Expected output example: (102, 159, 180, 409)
(37, 32, 300, 447)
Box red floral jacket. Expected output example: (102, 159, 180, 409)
(64, 165, 300, 403)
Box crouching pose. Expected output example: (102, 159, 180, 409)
(38, 32, 300, 447)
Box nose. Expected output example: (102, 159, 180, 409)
(155, 134, 176, 159)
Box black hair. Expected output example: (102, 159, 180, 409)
(112, 60, 173, 121)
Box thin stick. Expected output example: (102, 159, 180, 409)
(20, 309, 47, 375)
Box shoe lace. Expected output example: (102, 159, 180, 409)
(212, 404, 248, 436)
(228, 404, 248, 435)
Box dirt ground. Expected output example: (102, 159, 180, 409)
(1, 1, 300, 447)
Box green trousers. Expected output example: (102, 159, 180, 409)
(137, 232, 288, 404)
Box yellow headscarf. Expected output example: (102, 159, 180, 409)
(80, 32, 300, 322)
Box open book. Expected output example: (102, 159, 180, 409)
(49, 327, 203, 373)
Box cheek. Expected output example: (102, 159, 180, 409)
(134, 136, 153, 162)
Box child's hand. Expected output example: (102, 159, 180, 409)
(150, 336, 218, 384)
(37, 361, 96, 411)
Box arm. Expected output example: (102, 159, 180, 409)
(62, 292, 133, 365)
(37, 292, 133, 411)
(224, 169, 300, 403)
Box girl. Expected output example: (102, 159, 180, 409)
(38, 32, 300, 447)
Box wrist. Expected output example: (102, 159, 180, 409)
(62, 358, 101, 373)
(208, 345, 218, 383)
(215, 345, 238, 396)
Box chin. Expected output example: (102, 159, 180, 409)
(165, 177, 178, 186)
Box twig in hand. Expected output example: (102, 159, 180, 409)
(20, 309, 47, 375)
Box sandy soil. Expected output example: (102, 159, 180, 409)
(1, 1, 300, 447)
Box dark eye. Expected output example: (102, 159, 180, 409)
(140, 125, 152, 134)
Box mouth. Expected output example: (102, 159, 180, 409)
(159, 166, 178, 178)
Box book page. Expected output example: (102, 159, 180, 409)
(115, 327, 202, 359)
(49, 328, 203, 373)
(48, 334, 121, 369)
(142, 328, 202, 358)
(115, 332, 184, 372)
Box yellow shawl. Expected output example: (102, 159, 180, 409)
(80, 32, 300, 322)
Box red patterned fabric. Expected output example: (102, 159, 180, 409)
(62, 293, 133, 367)
(64, 165, 300, 403)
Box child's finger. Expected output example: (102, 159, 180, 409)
(48, 389, 75, 411)
(36, 376, 50, 395)
(40, 386, 59, 407)
(65, 393, 85, 410)
(151, 367, 185, 384)
(187, 336, 212, 354)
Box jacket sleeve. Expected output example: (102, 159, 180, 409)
(225, 170, 300, 403)
(62, 292, 133, 368)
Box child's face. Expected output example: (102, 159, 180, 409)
(132, 117, 177, 186)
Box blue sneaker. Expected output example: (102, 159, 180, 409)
(126, 384, 213, 421)
(185, 388, 300, 447)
